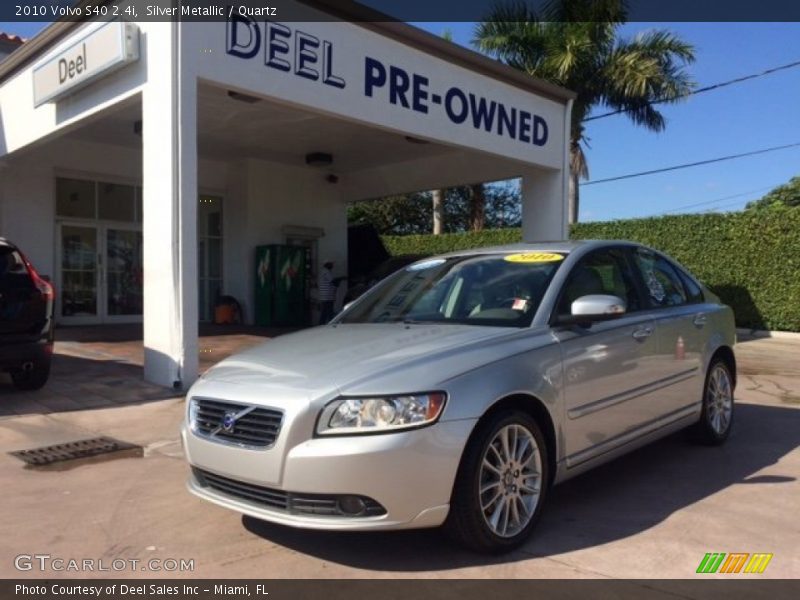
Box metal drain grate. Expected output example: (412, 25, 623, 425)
(10, 437, 143, 470)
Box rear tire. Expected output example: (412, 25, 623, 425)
(11, 356, 51, 391)
(692, 359, 734, 445)
(445, 410, 549, 553)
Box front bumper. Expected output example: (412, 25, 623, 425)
(182, 415, 476, 531)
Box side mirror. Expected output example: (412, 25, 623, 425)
(557, 294, 626, 326)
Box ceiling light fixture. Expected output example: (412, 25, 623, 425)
(305, 152, 333, 167)
(227, 90, 261, 104)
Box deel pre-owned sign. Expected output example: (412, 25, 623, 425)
(222, 16, 562, 167)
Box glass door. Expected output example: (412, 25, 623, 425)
(58, 224, 100, 323)
(58, 223, 143, 324)
(104, 227, 143, 322)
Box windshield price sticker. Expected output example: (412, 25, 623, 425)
(504, 252, 565, 263)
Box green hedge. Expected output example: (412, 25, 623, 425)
(382, 208, 800, 332)
(382, 228, 524, 256)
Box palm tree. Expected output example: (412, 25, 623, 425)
(474, 0, 695, 223)
(432, 188, 445, 234)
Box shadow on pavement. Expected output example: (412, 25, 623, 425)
(243, 402, 799, 570)
(54, 323, 296, 343)
(0, 354, 174, 417)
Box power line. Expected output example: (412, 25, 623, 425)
(703, 198, 757, 213)
(638, 184, 778, 218)
(583, 142, 800, 186)
(585, 59, 800, 122)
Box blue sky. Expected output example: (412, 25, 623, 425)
(417, 22, 800, 222)
(3, 20, 799, 222)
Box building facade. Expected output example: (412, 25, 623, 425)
(0, 5, 574, 389)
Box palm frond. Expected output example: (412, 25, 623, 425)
(542, 0, 627, 24)
(473, 0, 695, 179)
(599, 29, 695, 130)
(473, 2, 549, 72)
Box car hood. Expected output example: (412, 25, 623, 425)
(201, 323, 521, 394)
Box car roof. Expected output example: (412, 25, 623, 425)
(435, 239, 641, 258)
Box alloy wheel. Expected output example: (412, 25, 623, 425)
(706, 364, 733, 435)
(478, 423, 542, 538)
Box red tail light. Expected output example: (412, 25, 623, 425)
(20, 253, 54, 300)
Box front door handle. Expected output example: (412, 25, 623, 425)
(693, 314, 708, 327)
(632, 326, 654, 341)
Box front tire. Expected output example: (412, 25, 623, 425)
(692, 359, 734, 445)
(446, 410, 549, 553)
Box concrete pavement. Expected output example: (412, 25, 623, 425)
(0, 332, 797, 579)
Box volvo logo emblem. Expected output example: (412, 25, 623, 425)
(221, 411, 237, 433)
(209, 405, 257, 438)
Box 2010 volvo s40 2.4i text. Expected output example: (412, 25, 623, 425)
(182, 241, 736, 553)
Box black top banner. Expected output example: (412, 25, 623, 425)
(2, 0, 800, 23)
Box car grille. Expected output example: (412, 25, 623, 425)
(191, 398, 283, 448)
(193, 468, 387, 517)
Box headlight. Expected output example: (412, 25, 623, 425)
(316, 393, 447, 435)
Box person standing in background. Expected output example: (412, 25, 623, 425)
(318, 260, 336, 324)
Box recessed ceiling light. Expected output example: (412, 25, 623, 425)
(305, 152, 333, 167)
(227, 90, 261, 104)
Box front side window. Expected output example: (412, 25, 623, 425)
(633, 249, 688, 308)
(339, 254, 565, 328)
(557, 248, 641, 316)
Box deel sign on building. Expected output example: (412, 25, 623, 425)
(32, 20, 139, 107)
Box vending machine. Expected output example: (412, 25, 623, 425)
(254, 244, 309, 326)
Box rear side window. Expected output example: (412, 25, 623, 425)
(677, 269, 705, 304)
(633, 250, 688, 308)
(0, 247, 31, 286)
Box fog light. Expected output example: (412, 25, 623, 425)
(337, 495, 367, 516)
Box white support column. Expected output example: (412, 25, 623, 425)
(521, 167, 569, 242)
(142, 22, 199, 389)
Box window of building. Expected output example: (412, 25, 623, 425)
(56, 177, 138, 222)
(98, 181, 136, 222)
(56, 178, 96, 219)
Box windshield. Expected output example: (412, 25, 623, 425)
(337, 253, 565, 328)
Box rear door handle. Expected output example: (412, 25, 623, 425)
(693, 314, 708, 327)
(632, 326, 654, 341)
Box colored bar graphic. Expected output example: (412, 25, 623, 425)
(720, 553, 749, 573)
(696, 552, 773, 574)
(697, 553, 725, 573)
(696, 553, 714, 573)
(744, 553, 773, 574)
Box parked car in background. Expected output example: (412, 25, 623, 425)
(343, 253, 428, 304)
(182, 240, 736, 553)
(0, 238, 55, 390)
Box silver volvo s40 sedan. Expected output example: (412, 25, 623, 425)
(182, 241, 736, 553)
